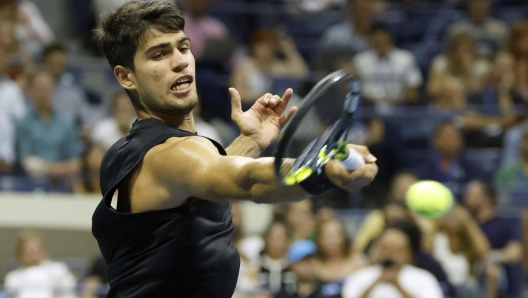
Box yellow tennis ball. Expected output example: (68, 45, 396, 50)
(406, 181, 454, 219)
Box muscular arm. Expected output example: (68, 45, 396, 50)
(225, 135, 261, 158)
(131, 137, 376, 212)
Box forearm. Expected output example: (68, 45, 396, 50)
(464, 220, 491, 259)
(496, 242, 523, 263)
(226, 135, 262, 158)
(46, 159, 79, 176)
(394, 282, 416, 298)
(244, 158, 308, 203)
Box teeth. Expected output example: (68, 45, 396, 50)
(172, 83, 190, 91)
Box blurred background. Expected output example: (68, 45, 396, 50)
(0, 0, 527, 297)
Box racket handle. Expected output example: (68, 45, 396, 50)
(340, 148, 365, 171)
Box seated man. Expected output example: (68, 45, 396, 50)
(4, 230, 76, 298)
(495, 130, 528, 188)
(16, 71, 79, 188)
(417, 121, 486, 192)
(352, 24, 422, 107)
(464, 180, 524, 298)
(448, 0, 509, 59)
(342, 225, 443, 298)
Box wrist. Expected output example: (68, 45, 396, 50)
(239, 134, 264, 151)
(298, 164, 338, 196)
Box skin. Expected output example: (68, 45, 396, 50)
(359, 230, 415, 298)
(18, 238, 46, 268)
(112, 28, 378, 213)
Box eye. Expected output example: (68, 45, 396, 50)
(152, 53, 164, 60)
(179, 47, 190, 54)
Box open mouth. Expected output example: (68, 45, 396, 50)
(171, 75, 193, 92)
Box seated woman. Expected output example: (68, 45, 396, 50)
(427, 34, 489, 100)
(75, 142, 106, 195)
(509, 21, 528, 102)
(230, 29, 308, 109)
(315, 218, 366, 283)
(432, 205, 490, 297)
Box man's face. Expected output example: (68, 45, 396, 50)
(369, 31, 392, 56)
(376, 230, 411, 268)
(44, 50, 68, 79)
(31, 73, 55, 109)
(463, 181, 485, 215)
(468, 0, 491, 23)
(126, 28, 197, 117)
(433, 125, 463, 160)
(390, 174, 417, 202)
(19, 238, 46, 267)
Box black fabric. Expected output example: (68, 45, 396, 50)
(92, 118, 239, 298)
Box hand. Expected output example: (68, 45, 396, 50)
(230, 88, 297, 151)
(325, 145, 378, 192)
(376, 267, 400, 285)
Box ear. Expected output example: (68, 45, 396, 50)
(114, 66, 136, 92)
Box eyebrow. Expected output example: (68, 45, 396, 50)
(144, 37, 191, 56)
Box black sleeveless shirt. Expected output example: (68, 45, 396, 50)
(92, 118, 240, 298)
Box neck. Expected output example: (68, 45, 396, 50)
(37, 106, 53, 120)
(137, 109, 196, 133)
(471, 16, 486, 26)
(476, 206, 494, 223)
(324, 252, 346, 262)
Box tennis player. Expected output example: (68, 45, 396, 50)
(91, 1, 378, 297)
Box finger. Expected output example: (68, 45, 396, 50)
(278, 106, 297, 128)
(229, 88, 243, 120)
(347, 144, 377, 163)
(255, 93, 273, 106)
(269, 95, 281, 108)
(275, 88, 294, 115)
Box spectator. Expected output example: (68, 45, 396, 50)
(42, 43, 105, 135)
(286, 200, 317, 242)
(315, 0, 374, 71)
(495, 130, 528, 188)
(509, 21, 528, 102)
(257, 221, 294, 294)
(232, 202, 262, 298)
(0, 0, 54, 55)
(354, 171, 435, 252)
(4, 230, 76, 298)
(75, 142, 106, 195)
(90, 90, 135, 150)
(193, 102, 227, 146)
(180, 0, 229, 60)
(81, 256, 108, 298)
(427, 34, 489, 100)
(463, 180, 524, 298)
(16, 71, 79, 184)
(316, 218, 366, 284)
(0, 45, 26, 121)
(448, 0, 509, 59)
(342, 227, 443, 298)
(319, 0, 372, 55)
(0, 109, 15, 173)
(352, 24, 423, 107)
(389, 221, 457, 298)
(433, 205, 490, 297)
(274, 240, 333, 298)
(230, 29, 308, 109)
(417, 121, 486, 189)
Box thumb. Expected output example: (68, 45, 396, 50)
(229, 87, 243, 121)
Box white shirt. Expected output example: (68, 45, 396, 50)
(0, 109, 15, 164)
(4, 260, 76, 298)
(0, 77, 26, 121)
(91, 118, 128, 149)
(342, 265, 443, 298)
(353, 49, 423, 105)
(432, 233, 471, 285)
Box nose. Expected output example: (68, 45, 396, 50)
(172, 51, 189, 73)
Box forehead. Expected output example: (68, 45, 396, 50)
(380, 230, 408, 248)
(137, 28, 187, 51)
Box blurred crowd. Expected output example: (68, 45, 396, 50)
(1, 0, 528, 297)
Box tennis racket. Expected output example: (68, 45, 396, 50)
(274, 70, 364, 185)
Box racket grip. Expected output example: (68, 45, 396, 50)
(340, 148, 365, 171)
